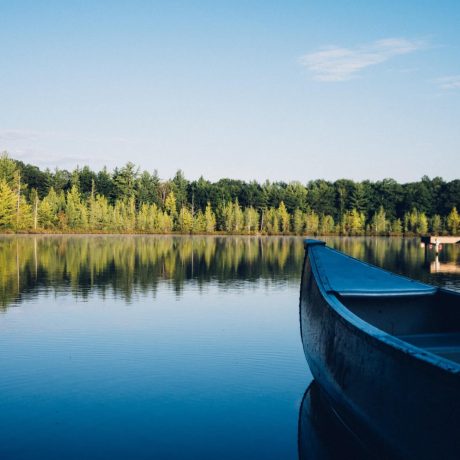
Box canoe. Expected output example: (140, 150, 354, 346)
(300, 239, 460, 459)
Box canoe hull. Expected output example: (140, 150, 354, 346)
(300, 246, 460, 459)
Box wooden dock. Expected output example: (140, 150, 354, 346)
(421, 236, 460, 245)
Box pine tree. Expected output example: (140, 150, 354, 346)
(371, 206, 389, 236)
(350, 183, 368, 213)
(204, 203, 216, 233)
(222, 202, 234, 232)
(192, 210, 206, 233)
(391, 218, 403, 235)
(178, 207, 194, 233)
(305, 212, 319, 235)
(233, 200, 244, 232)
(278, 201, 290, 234)
(66, 185, 87, 229)
(0, 180, 16, 229)
(0, 152, 17, 185)
(293, 209, 304, 235)
(416, 212, 428, 235)
(447, 207, 460, 235)
(320, 215, 335, 235)
(165, 191, 177, 221)
(243, 207, 259, 233)
(430, 215, 443, 235)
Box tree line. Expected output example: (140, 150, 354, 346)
(0, 152, 459, 235)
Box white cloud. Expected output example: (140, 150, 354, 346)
(300, 38, 424, 82)
(436, 75, 460, 90)
(0, 129, 42, 142)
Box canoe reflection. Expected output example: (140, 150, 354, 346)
(298, 381, 375, 460)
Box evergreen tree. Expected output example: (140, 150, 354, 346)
(320, 215, 335, 235)
(278, 201, 290, 234)
(447, 207, 460, 235)
(204, 203, 216, 233)
(165, 192, 177, 219)
(0, 152, 17, 185)
(430, 215, 443, 235)
(233, 200, 244, 232)
(243, 207, 259, 233)
(222, 201, 234, 233)
(0, 180, 16, 229)
(350, 183, 368, 214)
(192, 210, 206, 233)
(293, 209, 304, 235)
(305, 212, 319, 235)
(416, 212, 428, 235)
(66, 185, 88, 229)
(391, 218, 403, 235)
(371, 206, 389, 236)
(178, 207, 194, 233)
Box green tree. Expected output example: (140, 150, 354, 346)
(165, 192, 177, 219)
(89, 194, 112, 230)
(0, 152, 18, 185)
(391, 218, 403, 235)
(263, 207, 279, 234)
(233, 200, 244, 232)
(0, 180, 16, 229)
(430, 215, 443, 235)
(66, 185, 88, 229)
(320, 215, 335, 235)
(204, 203, 216, 233)
(222, 201, 234, 232)
(192, 210, 206, 233)
(278, 201, 290, 234)
(371, 206, 389, 236)
(447, 207, 460, 235)
(350, 183, 368, 214)
(293, 209, 304, 235)
(341, 209, 365, 236)
(243, 207, 259, 233)
(171, 170, 189, 210)
(416, 212, 428, 235)
(178, 207, 194, 233)
(113, 162, 138, 199)
(38, 188, 61, 229)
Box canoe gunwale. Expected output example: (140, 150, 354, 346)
(303, 241, 460, 375)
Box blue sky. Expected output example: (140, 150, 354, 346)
(0, 1, 459, 182)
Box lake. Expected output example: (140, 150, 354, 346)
(1, 235, 459, 459)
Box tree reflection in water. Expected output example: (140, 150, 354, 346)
(1, 235, 459, 310)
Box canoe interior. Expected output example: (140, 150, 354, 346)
(337, 290, 460, 364)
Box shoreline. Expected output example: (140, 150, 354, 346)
(0, 231, 448, 238)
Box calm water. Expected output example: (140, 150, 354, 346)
(1, 236, 459, 459)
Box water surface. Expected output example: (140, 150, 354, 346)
(1, 236, 459, 459)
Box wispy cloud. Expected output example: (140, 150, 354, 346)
(11, 149, 97, 169)
(0, 129, 43, 142)
(300, 38, 424, 82)
(436, 75, 460, 90)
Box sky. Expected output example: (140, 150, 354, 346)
(0, 0, 459, 183)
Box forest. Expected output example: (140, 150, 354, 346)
(0, 152, 459, 236)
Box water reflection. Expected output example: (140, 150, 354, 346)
(298, 382, 372, 460)
(430, 255, 460, 274)
(0, 235, 304, 309)
(1, 235, 460, 311)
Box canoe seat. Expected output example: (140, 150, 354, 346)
(397, 333, 460, 364)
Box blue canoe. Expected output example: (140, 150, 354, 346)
(300, 240, 460, 459)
